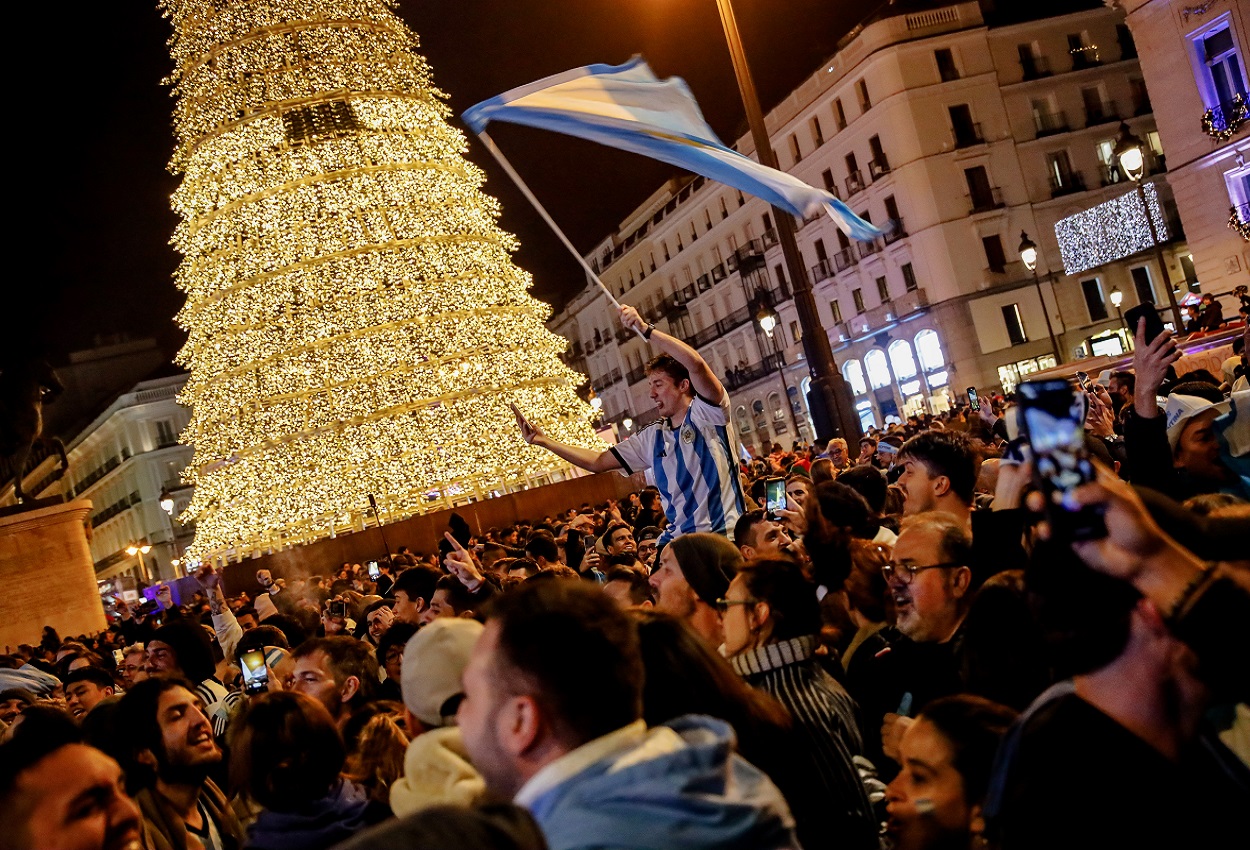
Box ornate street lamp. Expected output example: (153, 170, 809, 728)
(1017, 231, 1062, 365)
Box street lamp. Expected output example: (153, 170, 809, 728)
(1109, 286, 1131, 349)
(1113, 122, 1184, 331)
(126, 542, 153, 585)
(708, 0, 861, 443)
(1017, 231, 1063, 365)
(756, 303, 802, 439)
(159, 487, 184, 574)
(159, 487, 175, 515)
(622, 417, 633, 432)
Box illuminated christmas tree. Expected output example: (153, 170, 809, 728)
(160, 0, 601, 562)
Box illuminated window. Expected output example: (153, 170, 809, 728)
(865, 349, 892, 389)
(915, 330, 945, 373)
(888, 340, 918, 380)
(843, 360, 868, 395)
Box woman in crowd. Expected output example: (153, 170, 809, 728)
(230, 691, 370, 850)
(884, 694, 1017, 850)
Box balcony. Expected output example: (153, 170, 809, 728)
(599, 367, 624, 388)
(696, 273, 713, 293)
(724, 352, 786, 391)
(733, 239, 768, 274)
(839, 288, 930, 340)
(1020, 55, 1051, 80)
(688, 304, 754, 349)
(1050, 171, 1088, 198)
(811, 258, 836, 284)
(1033, 110, 1069, 137)
(1069, 47, 1101, 71)
(883, 217, 907, 245)
(952, 122, 985, 148)
(615, 326, 636, 345)
(868, 157, 891, 180)
(710, 263, 728, 283)
(832, 247, 857, 272)
(845, 170, 866, 197)
(967, 186, 1005, 214)
(1202, 94, 1248, 142)
(1133, 94, 1153, 116)
(858, 240, 880, 260)
(1084, 99, 1119, 127)
(626, 365, 649, 385)
(657, 285, 696, 317)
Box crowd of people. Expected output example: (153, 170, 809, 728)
(2, 311, 1248, 850)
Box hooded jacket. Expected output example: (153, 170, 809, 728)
(522, 715, 799, 850)
(389, 726, 487, 816)
(245, 778, 370, 850)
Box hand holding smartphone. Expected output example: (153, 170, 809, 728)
(764, 477, 786, 519)
(1018, 379, 1105, 540)
(240, 649, 270, 694)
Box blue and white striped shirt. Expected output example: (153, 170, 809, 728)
(610, 394, 745, 545)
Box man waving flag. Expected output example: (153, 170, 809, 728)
(462, 56, 882, 242)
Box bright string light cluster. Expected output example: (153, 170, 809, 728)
(159, 0, 602, 561)
(1054, 182, 1169, 277)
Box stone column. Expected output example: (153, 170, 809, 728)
(0, 500, 104, 648)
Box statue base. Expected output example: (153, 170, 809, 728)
(0, 499, 104, 648)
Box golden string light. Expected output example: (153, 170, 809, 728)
(159, 0, 602, 561)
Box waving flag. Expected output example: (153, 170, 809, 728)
(462, 57, 883, 242)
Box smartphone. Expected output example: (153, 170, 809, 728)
(1018, 379, 1104, 541)
(240, 649, 269, 694)
(112, 649, 125, 665)
(967, 387, 979, 410)
(764, 477, 786, 518)
(367, 561, 380, 580)
(1075, 372, 1092, 392)
(329, 599, 347, 619)
(1123, 302, 1165, 343)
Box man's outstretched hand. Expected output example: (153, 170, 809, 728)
(511, 402, 545, 446)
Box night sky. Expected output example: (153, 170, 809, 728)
(9, 1, 864, 366)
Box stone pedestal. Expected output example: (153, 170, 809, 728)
(0, 499, 104, 649)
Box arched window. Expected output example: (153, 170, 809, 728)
(768, 392, 788, 431)
(865, 349, 892, 389)
(735, 405, 752, 434)
(843, 360, 868, 395)
(888, 340, 918, 380)
(915, 329, 945, 373)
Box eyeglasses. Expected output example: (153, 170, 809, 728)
(881, 562, 962, 585)
(715, 597, 761, 612)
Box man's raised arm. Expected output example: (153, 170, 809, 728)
(512, 403, 622, 473)
(618, 305, 725, 404)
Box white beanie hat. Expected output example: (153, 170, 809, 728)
(400, 618, 484, 727)
(1165, 393, 1231, 451)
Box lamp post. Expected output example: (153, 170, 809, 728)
(1017, 231, 1063, 365)
(755, 303, 802, 440)
(126, 542, 153, 585)
(1109, 286, 1131, 349)
(159, 487, 184, 576)
(709, 0, 861, 443)
(1113, 122, 1184, 332)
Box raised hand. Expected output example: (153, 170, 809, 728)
(511, 402, 545, 445)
(1133, 318, 1180, 416)
(443, 531, 485, 589)
(618, 304, 647, 336)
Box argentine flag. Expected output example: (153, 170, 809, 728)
(462, 57, 883, 243)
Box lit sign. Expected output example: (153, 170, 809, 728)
(1054, 183, 1168, 276)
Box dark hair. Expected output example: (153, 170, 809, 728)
(434, 575, 479, 615)
(63, 666, 116, 692)
(812, 481, 876, 539)
(809, 457, 835, 485)
(605, 567, 654, 605)
(733, 509, 768, 549)
(645, 354, 691, 392)
(114, 676, 198, 791)
(235, 604, 258, 620)
(393, 565, 441, 605)
(836, 465, 888, 515)
(229, 691, 345, 810)
(260, 614, 308, 650)
(0, 704, 81, 804)
(897, 431, 978, 505)
(736, 559, 822, 640)
(483, 580, 643, 748)
(632, 609, 790, 740)
(505, 557, 540, 577)
(525, 565, 581, 583)
(601, 521, 633, 550)
(524, 533, 560, 564)
(376, 621, 419, 668)
(1169, 382, 1224, 403)
(1110, 370, 1135, 393)
(917, 695, 1017, 807)
(291, 637, 379, 710)
(150, 620, 216, 683)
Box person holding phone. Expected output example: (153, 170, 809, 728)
(513, 303, 745, 546)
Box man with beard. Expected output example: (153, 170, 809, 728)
(115, 677, 244, 850)
(0, 708, 144, 850)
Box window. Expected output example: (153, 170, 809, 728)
(889, 340, 918, 380)
(982, 234, 1007, 273)
(857, 79, 872, 111)
(810, 115, 825, 147)
(662, 240, 671, 261)
(950, 104, 980, 146)
(1018, 41, 1047, 79)
(762, 213, 773, 234)
(1130, 266, 1156, 304)
(865, 350, 892, 389)
(1117, 23, 1138, 59)
(876, 276, 890, 302)
(834, 98, 848, 130)
(1068, 31, 1100, 69)
(774, 264, 788, 291)
(884, 195, 901, 222)
(869, 135, 889, 173)
(720, 197, 729, 219)
(845, 152, 859, 175)
(1003, 304, 1029, 345)
(1195, 24, 1248, 107)
(789, 134, 802, 164)
(1081, 278, 1109, 321)
(966, 166, 997, 210)
(704, 210, 713, 232)
(915, 329, 945, 372)
(814, 239, 829, 262)
(935, 48, 959, 82)
(154, 419, 177, 447)
(843, 360, 868, 395)
(822, 168, 836, 193)
(1046, 150, 1078, 193)
(902, 262, 918, 291)
(790, 321, 802, 344)
(853, 288, 865, 313)
(830, 299, 843, 324)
